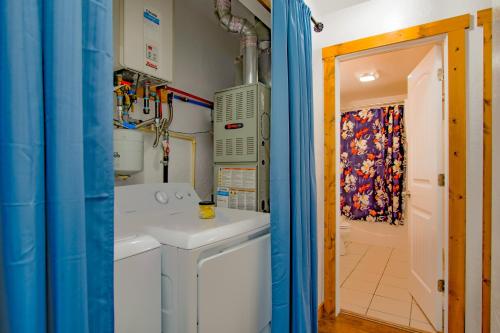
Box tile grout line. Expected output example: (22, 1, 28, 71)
(340, 242, 368, 288)
(341, 244, 415, 324)
(409, 297, 414, 327)
(366, 249, 416, 328)
(411, 296, 437, 332)
(365, 247, 395, 316)
(339, 242, 371, 315)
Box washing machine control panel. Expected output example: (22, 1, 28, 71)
(115, 183, 201, 216)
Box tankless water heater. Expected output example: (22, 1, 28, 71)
(113, 0, 173, 83)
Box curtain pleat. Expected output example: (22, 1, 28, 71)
(271, 0, 318, 332)
(0, 1, 114, 332)
(82, 0, 115, 331)
(43, 1, 89, 331)
(0, 1, 47, 332)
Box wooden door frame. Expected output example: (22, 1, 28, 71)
(478, 8, 493, 333)
(322, 14, 471, 332)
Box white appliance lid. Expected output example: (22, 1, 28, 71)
(114, 234, 160, 261)
(120, 207, 270, 250)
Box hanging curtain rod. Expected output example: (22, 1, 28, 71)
(341, 101, 405, 113)
(257, 0, 324, 32)
(311, 16, 324, 32)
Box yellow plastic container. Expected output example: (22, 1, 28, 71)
(199, 201, 215, 219)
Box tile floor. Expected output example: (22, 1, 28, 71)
(339, 241, 438, 332)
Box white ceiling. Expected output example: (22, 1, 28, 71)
(309, 0, 370, 16)
(340, 44, 435, 106)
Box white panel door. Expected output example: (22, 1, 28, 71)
(406, 45, 444, 331)
(197, 234, 271, 333)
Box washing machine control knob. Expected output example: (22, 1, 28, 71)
(155, 191, 169, 204)
(175, 192, 184, 200)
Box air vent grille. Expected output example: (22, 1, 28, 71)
(236, 91, 244, 120)
(247, 137, 255, 155)
(215, 96, 224, 123)
(246, 90, 255, 118)
(235, 137, 244, 155)
(215, 139, 223, 157)
(225, 94, 233, 122)
(214, 84, 265, 163)
(225, 138, 233, 156)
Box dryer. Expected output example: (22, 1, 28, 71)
(114, 183, 271, 333)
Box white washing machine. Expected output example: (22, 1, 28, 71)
(114, 183, 271, 333)
(114, 234, 161, 333)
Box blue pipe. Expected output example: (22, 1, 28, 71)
(114, 119, 136, 129)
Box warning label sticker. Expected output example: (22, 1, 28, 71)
(217, 167, 257, 211)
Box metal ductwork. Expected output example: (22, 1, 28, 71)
(255, 20, 271, 86)
(215, 0, 258, 85)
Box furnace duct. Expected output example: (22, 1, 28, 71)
(215, 0, 258, 84)
(255, 19, 271, 86)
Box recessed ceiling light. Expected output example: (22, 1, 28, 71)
(359, 72, 379, 82)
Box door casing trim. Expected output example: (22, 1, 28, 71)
(477, 8, 493, 333)
(322, 14, 470, 333)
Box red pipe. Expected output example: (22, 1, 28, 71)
(164, 86, 214, 107)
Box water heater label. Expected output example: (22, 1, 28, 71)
(144, 8, 160, 71)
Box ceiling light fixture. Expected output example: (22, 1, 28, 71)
(359, 72, 379, 82)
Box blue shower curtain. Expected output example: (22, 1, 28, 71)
(271, 0, 318, 332)
(0, 1, 114, 333)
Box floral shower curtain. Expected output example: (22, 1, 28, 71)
(340, 105, 405, 225)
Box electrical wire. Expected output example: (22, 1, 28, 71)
(134, 73, 141, 92)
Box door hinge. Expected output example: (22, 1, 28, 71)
(437, 279, 445, 292)
(437, 68, 444, 81)
(438, 173, 445, 187)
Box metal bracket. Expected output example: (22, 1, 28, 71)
(438, 279, 445, 292)
(438, 173, 445, 187)
(437, 68, 444, 81)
